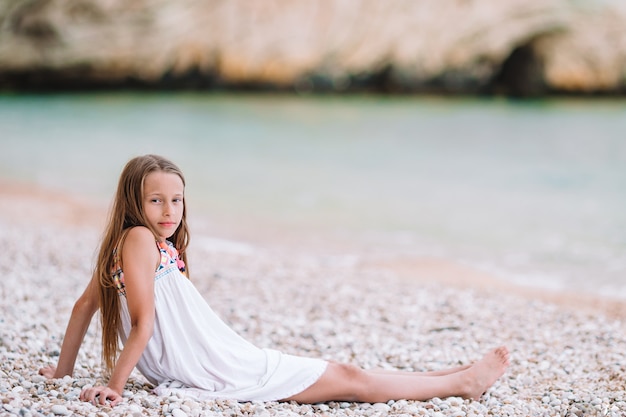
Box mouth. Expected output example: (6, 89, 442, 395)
(159, 222, 177, 228)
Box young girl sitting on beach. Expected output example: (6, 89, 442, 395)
(39, 154, 509, 407)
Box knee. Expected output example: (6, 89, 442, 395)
(334, 362, 363, 379)
(330, 362, 370, 401)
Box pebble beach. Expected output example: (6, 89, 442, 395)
(1, 184, 626, 417)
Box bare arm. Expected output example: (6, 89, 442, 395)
(39, 273, 99, 378)
(80, 226, 158, 406)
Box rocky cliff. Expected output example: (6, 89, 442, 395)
(0, 0, 624, 95)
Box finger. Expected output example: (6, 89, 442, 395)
(79, 388, 87, 402)
(38, 366, 54, 377)
(79, 388, 91, 402)
(100, 388, 114, 405)
(80, 387, 97, 403)
(109, 394, 121, 407)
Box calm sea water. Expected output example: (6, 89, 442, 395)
(1, 93, 625, 297)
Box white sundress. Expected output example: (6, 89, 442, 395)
(113, 240, 328, 401)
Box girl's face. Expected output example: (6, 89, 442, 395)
(143, 171, 185, 241)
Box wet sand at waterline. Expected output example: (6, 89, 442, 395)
(1, 183, 625, 416)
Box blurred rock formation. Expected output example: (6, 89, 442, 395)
(0, 0, 624, 95)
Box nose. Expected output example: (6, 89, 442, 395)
(163, 201, 173, 216)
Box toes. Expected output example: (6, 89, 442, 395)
(496, 346, 509, 360)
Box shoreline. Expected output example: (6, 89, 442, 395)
(365, 256, 626, 321)
(2, 179, 624, 320)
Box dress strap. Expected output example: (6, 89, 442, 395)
(156, 240, 187, 275)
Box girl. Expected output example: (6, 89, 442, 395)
(39, 154, 509, 407)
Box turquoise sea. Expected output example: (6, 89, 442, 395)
(1, 93, 625, 297)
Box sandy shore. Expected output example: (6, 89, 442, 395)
(1, 183, 625, 417)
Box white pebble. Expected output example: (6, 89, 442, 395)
(172, 409, 189, 417)
(448, 397, 463, 407)
(32, 375, 45, 383)
(50, 404, 71, 416)
(372, 403, 391, 412)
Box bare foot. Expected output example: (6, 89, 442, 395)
(462, 346, 510, 400)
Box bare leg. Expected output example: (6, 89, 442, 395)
(368, 364, 471, 377)
(284, 346, 509, 404)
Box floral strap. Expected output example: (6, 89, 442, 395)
(157, 240, 186, 274)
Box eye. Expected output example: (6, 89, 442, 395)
(150, 198, 162, 203)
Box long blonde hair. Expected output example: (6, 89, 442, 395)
(96, 154, 190, 372)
